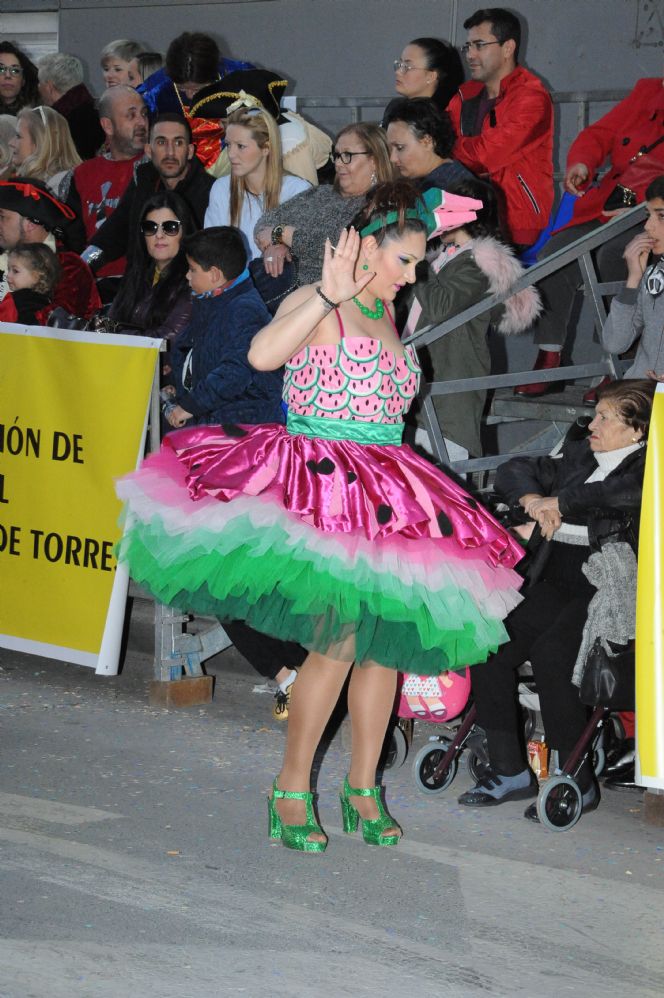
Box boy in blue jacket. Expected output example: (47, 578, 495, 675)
(164, 226, 284, 429)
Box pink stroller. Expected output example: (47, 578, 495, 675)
(382, 667, 474, 770)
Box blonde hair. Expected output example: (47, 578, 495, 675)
(17, 106, 82, 180)
(0, 114, 17, 179)
(226, 107, 283, 228)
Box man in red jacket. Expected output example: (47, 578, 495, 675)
(0, 179, 101, 321)
(447, 7, 553, 249)
(516, 76, 664, 396)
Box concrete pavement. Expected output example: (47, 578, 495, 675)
(1, 597, 663, 998)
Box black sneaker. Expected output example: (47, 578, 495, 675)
(458, 769, 538, 807)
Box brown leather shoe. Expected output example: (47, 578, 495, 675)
(514, 349, 562, 397)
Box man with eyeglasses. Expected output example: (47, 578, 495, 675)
(447, 7, 553, 248)
(82, 113, 214, 278)
(63, 86, 149, 289)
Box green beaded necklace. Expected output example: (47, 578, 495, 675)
(351, 295, 384, 320)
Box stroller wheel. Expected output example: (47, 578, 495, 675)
(537, 775, 583, 831)
(413, 741, 458, 794)
(592, 742, 606, 778)
(383, 724, 409, 770)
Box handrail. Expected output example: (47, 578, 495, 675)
(404, 204, 645, 352)
(295, 89, 628, 119)
(402, 203, 646, 474)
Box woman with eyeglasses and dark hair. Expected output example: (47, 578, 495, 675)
(382, 37, 464, 126)
(253, 123, 393, 308)
(0, 41, 39, 116)
(385, 97, 474, 193)
(109, 191, 195, 344)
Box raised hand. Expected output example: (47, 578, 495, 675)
(319, 227, 375, 305)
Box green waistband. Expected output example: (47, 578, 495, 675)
(286, 411, 403, 445)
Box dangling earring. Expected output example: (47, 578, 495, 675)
(370, 171, 377, 186)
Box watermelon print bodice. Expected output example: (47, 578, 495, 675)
(284, 337, 420, 423)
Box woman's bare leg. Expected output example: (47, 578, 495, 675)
(275, 650, 352, 840)
(347, 662, 400, 836)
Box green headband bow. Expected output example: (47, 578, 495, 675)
(359, 187, 483, 240)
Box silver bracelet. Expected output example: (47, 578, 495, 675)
(315, 286, 338, 311)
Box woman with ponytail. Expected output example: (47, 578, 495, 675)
(116, 180, 524, 854)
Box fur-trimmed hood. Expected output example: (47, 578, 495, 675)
(470, 236, 542, 335)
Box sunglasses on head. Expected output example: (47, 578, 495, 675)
(140, 219, 182, 236)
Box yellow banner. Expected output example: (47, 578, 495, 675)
(636, 383, 664, 789)
(0, 323, 160, 673)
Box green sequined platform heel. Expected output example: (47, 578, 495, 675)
(339, 776, 401, 846)
(268, 779, 327, 853)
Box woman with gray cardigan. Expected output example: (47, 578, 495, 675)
(252, 122, 393, 306)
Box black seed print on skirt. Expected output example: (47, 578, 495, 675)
(222, 424, 249, 438)
(437, 510, 454, 536)
(376, 504, 393, 524)
(306, 458, 336, 475)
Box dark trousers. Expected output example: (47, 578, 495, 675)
(470, 543, 594, 773)
(222, 620, 307, 681)
(533, 219, 642, 347)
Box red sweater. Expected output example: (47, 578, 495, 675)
(447, 66, 554, 246)
(72, 155, 141, 277)
(560, 78, 664, 231)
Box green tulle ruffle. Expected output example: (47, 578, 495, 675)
(119, 514, 509, 674)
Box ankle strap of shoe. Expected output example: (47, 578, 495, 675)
(345, 778, 379, 798)
(273, 786, 312, 801)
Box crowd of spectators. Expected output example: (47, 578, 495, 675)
(0, 9, 661, 784)
(0, 10, 660, 405)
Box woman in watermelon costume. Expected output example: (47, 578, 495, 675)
(116, 181, 524, 852)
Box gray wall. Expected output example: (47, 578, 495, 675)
(53, 0, 663, 90)
(5, 0, 664, 152)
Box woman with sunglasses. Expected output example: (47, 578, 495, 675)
(382, 37, 464, 127)
(253, 123, 393, 311)
(109, 191, 195, 346)
(0, 42, 39, 116)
